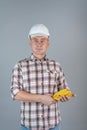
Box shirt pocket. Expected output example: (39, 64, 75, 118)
(46, 69, 58, 86)
(43, 69, 59, 94)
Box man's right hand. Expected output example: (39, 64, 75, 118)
(40, 94, 56, 106)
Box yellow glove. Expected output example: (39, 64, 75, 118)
(53, 88, 73, 100)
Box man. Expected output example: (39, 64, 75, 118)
(11, 24, 74, 130)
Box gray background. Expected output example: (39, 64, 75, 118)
(0, 0, 87, 130)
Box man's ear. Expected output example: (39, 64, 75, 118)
(29, 39, 32, 46)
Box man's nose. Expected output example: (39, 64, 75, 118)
(37, 41, 42, 45)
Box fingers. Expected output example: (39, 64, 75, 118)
(48, 96, 56, 105)
(72, 93, 77, 97)
(60, 93, 76, 102)
(46, 94, 56, 105)
(41, 94, 56, 106)
(46, 94, 56, 104)
(51, 99, 56, 104)
(60, 96, 70, 102)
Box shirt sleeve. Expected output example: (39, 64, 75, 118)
(57, 64, 69, 90)
(10, 62, 23, 99)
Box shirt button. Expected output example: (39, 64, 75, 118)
(39, 114, 44, 118)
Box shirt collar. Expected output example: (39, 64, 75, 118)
(29, 53, 48, 62)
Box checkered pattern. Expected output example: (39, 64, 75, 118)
(11, 54, 68, 130)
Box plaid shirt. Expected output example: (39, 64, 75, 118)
(11, 54, 68, 130)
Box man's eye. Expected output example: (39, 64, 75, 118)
(35, 40, 38, 42)
(41, 41, 44, 43)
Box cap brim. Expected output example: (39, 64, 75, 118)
(30, 33, 49, 38)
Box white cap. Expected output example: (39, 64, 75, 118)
(28, 24, 50, 38)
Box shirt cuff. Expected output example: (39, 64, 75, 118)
(11, 88, 20, 100)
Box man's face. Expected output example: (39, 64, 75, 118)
(29, 36, 49, 56)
